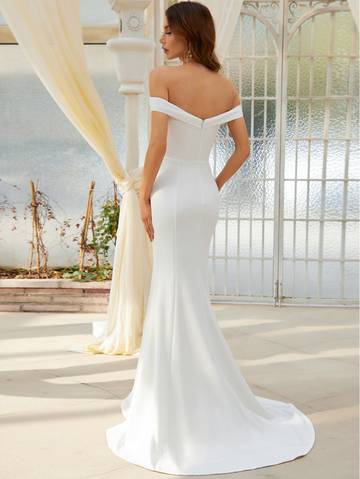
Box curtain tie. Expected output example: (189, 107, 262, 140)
(116, 166, 143, 196)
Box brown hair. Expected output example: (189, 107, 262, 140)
(165, 1, 222, 73)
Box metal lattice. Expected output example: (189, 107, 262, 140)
(209, 0, 359, 306)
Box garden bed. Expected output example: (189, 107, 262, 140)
(0, 277, 111, 313)
(0, 265, 112, 281)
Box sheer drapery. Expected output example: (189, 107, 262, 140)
(202, 0, 245, 61)
(347, 0, 359, 30)
(0, 0, 152, 354)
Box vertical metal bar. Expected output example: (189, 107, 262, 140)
(224, 137, 229, 296)
(249, 14, 256, 296)
(236, 12, 244, 296)
(261, 25, 269, 296)
(305, 15, 315, 299)
(273, 0, 287, 305)
(223, 54, 232, 296)
(292, 22, 302, 299)
(341, 19, 357, 298)
(318, 12, 335, 298)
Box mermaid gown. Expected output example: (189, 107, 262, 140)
(105, 96, 316, 475)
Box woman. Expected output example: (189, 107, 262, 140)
(106, 2, 315, 475)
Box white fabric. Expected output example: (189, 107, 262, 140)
(0, 0, 152, 355)
(203, 0, 245, 61)
(348, 0, 359, 30)
(106, 96, 316, 475)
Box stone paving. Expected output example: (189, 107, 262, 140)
(0, 304, 358, 479)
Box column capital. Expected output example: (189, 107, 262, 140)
(108, 0, 152, 36)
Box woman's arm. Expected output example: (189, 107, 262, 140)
(139, 67, 169, 241)
(139, 68, 169, 201)
(215, 89, 251, 191)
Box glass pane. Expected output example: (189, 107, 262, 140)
(283, 4, 359, 301)
(209, 5, 280, 299)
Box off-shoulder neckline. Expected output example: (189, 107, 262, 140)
(149, 96, 242, 124)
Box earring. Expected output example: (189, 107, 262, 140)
(186, 48, 193, 61)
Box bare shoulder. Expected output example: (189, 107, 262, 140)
(149, 66, 172, 83)
(218, 74, 241, 107)
(148, 66, 172, 98)
(149, 65, 172, 76)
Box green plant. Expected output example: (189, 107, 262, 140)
(88, 197, 120, 260)
(61, 263, 113, 282)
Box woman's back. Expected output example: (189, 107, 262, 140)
(160, 63, 238, 120)
(148, 68, 244, 165)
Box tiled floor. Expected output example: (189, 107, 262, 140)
(0, 304, 358, 479)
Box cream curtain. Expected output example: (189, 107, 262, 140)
(0, 0, 152, 354)
(202, 0, 245, 62)
(1, 0, 245, 355)
(347, 0, 359, 31)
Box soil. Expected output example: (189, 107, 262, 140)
(0, 267, 112, 281)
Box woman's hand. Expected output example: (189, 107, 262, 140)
(139, 196, 154, 241)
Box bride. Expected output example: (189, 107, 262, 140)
(106, 1, 315, 475)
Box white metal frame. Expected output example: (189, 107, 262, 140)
(209, 0, 359, 306)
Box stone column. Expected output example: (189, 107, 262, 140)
(107, 0, 155, 170)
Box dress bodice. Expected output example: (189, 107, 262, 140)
(149, 96, 243, 164)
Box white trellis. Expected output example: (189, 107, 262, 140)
(206, 0, 359, 306)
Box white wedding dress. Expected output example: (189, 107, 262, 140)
(106, 96, 315, 475)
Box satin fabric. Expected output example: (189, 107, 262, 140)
(106, 96, 316, 475)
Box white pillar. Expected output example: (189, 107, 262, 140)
(107, 0, 155, 171)
(92, 0, 155, 341)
